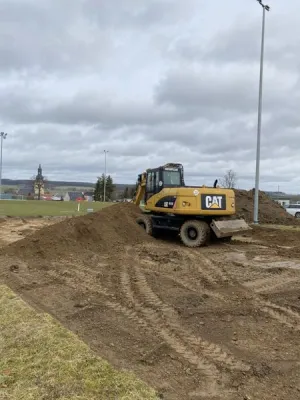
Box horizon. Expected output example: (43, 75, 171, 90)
(1, 176, 299, 195)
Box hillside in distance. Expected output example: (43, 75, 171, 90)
(2, 179, 135, 192)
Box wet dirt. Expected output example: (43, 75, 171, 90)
(0, 204, 300, 399)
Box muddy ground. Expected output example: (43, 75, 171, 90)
(1, 213, 300, 399)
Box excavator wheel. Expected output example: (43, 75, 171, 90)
(180, 220, 210, 248)
(136, 215, 153, 236)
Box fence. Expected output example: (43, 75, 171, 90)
(0, 194, 25, 200)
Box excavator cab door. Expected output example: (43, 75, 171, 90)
(145, 169, 161, 202)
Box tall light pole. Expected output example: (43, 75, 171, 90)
(103, 150, 109, 202)
(254, 0, 270, 224)
(0, 132, 8, 200)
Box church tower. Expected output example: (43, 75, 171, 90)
(34, 164, 45, 199)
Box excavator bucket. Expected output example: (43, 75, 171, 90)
(210, 219, 251, 239)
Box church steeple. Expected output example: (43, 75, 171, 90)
(36, 164, 43, 180)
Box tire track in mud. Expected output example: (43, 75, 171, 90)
(202, 252, 300, 332)
(130, 244, 227, 300)
(145, 270, 225, 301)
(50, 262, 153, 334)
(131, 263, 250, 373)
(136, 261, 225, 301)
(258, 300, 300, 331)
(50, 257, 231, 397)
(244, 275, 300, 294)
(119, 264, 223, 398)
(186, 249, 231, 285)
(123, 248, 250, 373)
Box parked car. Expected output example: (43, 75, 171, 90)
(285, 204, 300, 218)
(51, 194, 64, 201)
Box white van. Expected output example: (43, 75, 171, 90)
(285, 204, 300, 218)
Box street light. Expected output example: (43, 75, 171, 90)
(0, 132, 8, 200)
(103, 150, 109, 202)
(254, 0, 270, 224)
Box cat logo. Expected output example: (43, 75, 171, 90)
(201, 194, 226, 210)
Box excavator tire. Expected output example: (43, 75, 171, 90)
(180, 220, 210, 248)
(136, 215, 153, 236)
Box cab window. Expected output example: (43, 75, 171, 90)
(163, 171, 181, 186)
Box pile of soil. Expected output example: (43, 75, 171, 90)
(234, 189, 298, 225)
(1, 189, 296, 261)
(1, 203, 146, 260)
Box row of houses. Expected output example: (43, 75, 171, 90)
(2, 190, 95, 202)
(266, 192, 300, 207)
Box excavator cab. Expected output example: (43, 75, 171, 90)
(144, 163, 184, 201)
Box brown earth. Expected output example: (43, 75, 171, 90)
(235, 189, 297, 225)
(0, 203, 146, 260)
(0, 202, 300, 399)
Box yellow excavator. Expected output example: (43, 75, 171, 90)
(132, 163, 251, 247)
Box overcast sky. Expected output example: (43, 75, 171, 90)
(0, 0, 299, 192)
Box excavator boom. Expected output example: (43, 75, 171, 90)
(133, 173, 146, 207)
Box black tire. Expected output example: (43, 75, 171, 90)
(180, 220, 210, 248)
(136, 215, 153, 236)
(296, 213, 300, 219)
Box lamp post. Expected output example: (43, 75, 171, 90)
(103, 150, 109, 202)
(254, 0, 270, 224)
(0, 132, 8, 200)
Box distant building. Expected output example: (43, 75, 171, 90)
(84, 191, 94, 202)
(34, 164, 45, 199)
(266, 192, 300, 207)
(64, 191, 85, 201)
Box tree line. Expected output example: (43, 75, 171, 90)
(94, 174, 115, 201)
(93, 174, 136, 201)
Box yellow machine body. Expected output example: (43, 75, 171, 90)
(145, 186, 236, 216)
(133, 163, 251, 247)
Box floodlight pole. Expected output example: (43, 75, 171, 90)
(0, 132, 8, 200)
(103, 150, 109, 202)
(254, 1, 270, 224)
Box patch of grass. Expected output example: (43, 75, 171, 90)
(0, 200, 112, 217)
(0, 285, 158, 400)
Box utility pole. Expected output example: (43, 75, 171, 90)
(0, 132, 8, 200)
(103, 150, 109, 202)
(254, 0, 270, 224)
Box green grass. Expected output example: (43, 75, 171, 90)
(0, 200, 112, 217)
(0, 285, 158, 400)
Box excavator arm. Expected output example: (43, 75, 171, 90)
(132, 172, 146, 206)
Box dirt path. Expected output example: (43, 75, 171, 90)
(0, 218, 300, 399)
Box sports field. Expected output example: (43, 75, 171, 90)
(0, 200, 111, 217)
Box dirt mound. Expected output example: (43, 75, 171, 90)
(1, 190, 296, 262)
(235, 189, 297, 225)
(1, 203, 146, 260)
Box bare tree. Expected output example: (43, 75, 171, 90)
(220, 169, 237, 189)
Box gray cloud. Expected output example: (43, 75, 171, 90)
(1, 0, 300, 194)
